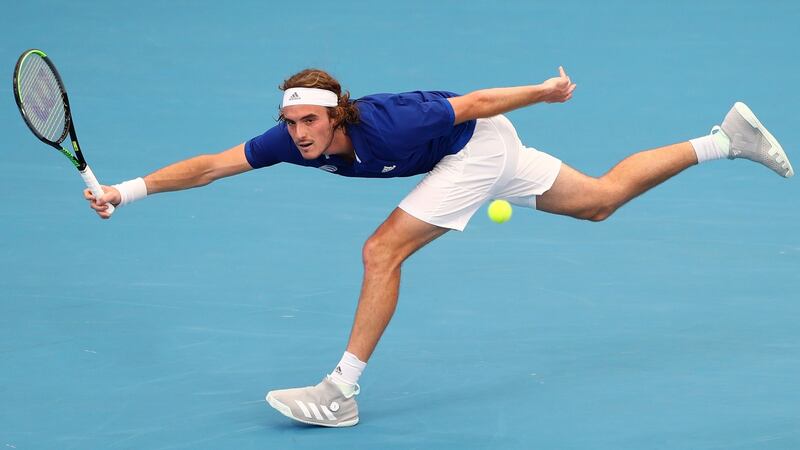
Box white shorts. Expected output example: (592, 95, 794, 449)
(398, 115, 562, 231)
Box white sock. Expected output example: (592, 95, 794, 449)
(329, 351, 366, 395)
(690, 129, 731, 163)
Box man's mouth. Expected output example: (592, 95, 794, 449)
(298, 142, 313, 150)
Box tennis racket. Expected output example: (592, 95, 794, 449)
(13, 49, 114, 215)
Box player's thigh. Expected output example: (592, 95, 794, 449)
(535, 163, 606, 218)
(366, 208, 449, 262)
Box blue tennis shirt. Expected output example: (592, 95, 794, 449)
(244, 91, 476, 178)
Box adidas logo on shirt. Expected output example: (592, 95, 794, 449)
(319, 165, 338, 173)
(381, 165, 396, 173)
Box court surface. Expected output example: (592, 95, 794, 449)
(1, 1, 799, 448)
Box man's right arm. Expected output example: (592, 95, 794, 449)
(144, 143, 252, 194)
(86, 143, 253, 218)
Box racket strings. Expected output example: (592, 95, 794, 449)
(18, 55, 67, 143)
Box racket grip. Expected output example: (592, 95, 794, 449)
(80, 165, 116, 215)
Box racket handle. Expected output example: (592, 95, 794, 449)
(80, 165, 116, 215)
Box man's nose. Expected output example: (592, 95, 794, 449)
(295, 123, 308, 139)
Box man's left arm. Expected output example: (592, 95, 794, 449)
(448, 66, 577, 125)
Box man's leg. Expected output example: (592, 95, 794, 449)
(266, 208, 448, 427)
(536, 142, 698, 220)
(537, 102, 794, 219)
(346, 207, 449, 361)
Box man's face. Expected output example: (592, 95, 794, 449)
(282, 105, 336, 160)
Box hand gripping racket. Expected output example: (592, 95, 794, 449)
(13, 49, 114, 214)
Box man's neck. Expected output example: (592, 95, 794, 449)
(324, 127, 355, 161)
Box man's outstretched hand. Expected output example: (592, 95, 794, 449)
(541, 66, 577, 103)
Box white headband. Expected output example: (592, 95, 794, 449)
(282, 87, 339, 108)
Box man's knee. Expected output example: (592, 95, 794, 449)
(361, 208, 448, 271)
(565, 204, 612, 222)
(585, 205, 615, 222)
(362, 233, 403, 271)
(578, 180, 622, 222)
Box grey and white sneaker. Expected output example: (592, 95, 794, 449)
(719, 101, 794, 177)
(266, 376, 359, 427)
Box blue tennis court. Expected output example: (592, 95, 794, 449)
(2, 1, 799, 448)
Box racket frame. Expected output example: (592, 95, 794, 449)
(13, 49, 115, 214)
(13, 49, 87, 170)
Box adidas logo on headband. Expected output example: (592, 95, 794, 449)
(282, 87, 339, 108)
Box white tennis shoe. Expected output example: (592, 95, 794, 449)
(718, 102, 794, 178)
(266, 376, 360, 427)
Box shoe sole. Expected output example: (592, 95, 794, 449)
(265, 392, 359, 427)
(733, 101, 794, 178)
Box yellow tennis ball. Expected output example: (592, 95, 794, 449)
(487, 199, 512, 223)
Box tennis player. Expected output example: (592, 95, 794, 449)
(85, 67, 793, 427)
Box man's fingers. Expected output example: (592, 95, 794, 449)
(559, 66, 567, 78)
(83, 187, 114, 219)
(84, 187, 107, 205)
(85, 188, 107, 210)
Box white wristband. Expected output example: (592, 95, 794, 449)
(112, 177, 148, 207)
